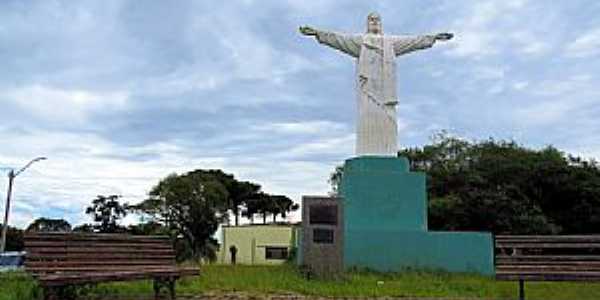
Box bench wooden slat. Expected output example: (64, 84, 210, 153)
(26, 260, 174, 267)
(496, 235, 600, 241)
(26, 248, 175, 254)
(496, 242, 600, 248)
(496, 255, 600, 261)
(38, 268, 199, 287)
(497, 270, 600, 275)
(497, 265, 600, 272)
(496, 260, 600, 266)
(25, 233, 169, 240)
(28, 266, 184, 273)
(497, 274, 600, 281)
(25, 241, 171, 248)
(25, 254, 175, 261)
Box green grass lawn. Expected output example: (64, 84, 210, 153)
(3, 265, 600, 300)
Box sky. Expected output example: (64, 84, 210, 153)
(1, 0, 600, 228)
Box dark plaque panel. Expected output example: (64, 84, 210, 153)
(313, 228, 334, 244)
(309, 205, 337, 225)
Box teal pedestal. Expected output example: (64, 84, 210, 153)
(340, 156, 494, 275)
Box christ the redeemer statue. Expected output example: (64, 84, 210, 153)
(300, 12, 453, 156)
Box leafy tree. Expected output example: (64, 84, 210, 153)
(269, 195, 299, 222)
(242, 193, 270, 224)
(131, 170, 230, 261)
(72, 224, 94, 233)
(26, 218, 71, 232)
(328, 165, 344, 196)
(199, 170, 262, 226)
(127, 221, 167, 236)
(85, 195, 128, 233)
(242, 193, 298, 224)
(241, 198, 258, 224)
(229, 181, 261, 226)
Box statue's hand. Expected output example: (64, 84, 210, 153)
(435, 33, 454, 41)
(299, 26, 317, 36)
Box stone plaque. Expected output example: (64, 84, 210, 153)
(301, 196, 343, 278)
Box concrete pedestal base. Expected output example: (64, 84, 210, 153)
(340, 156, 494, 275)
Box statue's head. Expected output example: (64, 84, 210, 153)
(366, 12, 382, 34)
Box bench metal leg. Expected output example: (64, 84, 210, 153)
(44, 286, 75, 300)
(519, 279, 525, 300)
(168, 278, 176, 300)
(153, 277, 176, 300)
(153, 279, 162, 299)
(43, 287, 58, 300)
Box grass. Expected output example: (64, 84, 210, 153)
(0, 272, 40, 300)
(3, 265, 600, 299)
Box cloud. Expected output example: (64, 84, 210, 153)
(445, 1, 515, 58)
(565, 27, 600, 58)
(251, 121, 348, 135)
(444, 0, 556, 59)
(3, 85, 129, 123)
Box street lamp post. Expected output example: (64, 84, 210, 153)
(0, 157, 47, 252)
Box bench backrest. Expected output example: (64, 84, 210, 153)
(495, 235, 600, 281)
(24, 232, 176, 276)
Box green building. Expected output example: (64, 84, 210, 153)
(216, 224, 298, 265)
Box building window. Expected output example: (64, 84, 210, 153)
(309, 205, 337, 225)
(313, 228, 334, 244)
(265, 247, 288, 260)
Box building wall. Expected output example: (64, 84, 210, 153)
(217, 225, 297, 265)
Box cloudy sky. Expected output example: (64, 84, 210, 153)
(1, 0, 599, 228)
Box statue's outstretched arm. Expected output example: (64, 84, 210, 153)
(300, 26, 362, 58)
(392, 33, 453, 56)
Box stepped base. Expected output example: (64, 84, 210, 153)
(341, 156, 494, 275)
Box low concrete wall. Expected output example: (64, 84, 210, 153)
(345, 229, 494, 275)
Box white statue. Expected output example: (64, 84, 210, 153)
(300, 12, 453, 156)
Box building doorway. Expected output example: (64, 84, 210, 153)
(229, 245, 238, 265)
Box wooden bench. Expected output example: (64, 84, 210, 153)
(24, 232, 199, 300)
(495, 235, 600, 300)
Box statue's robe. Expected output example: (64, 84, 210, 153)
(315, 30, 436, 156)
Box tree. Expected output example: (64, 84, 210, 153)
(127, 221, 167, 236)
(242, 193, 269, 224)
(73, 224, 94, 233)
(26, 218, 71, 232)
(269, 195, 299, 223)
(242, 193, 299, 224)
(85, 195, 128, 233)
(229, 181, 261, 226)
(131, 170, 230, 261)
(328, 165, 344, 196)
(199, 170, 262, 226)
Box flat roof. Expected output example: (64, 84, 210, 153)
(222, 222, 300, 228)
